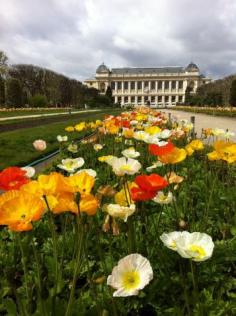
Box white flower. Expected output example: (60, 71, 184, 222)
(175, 232, 214, 262)
(110, 157, 142, 176)
(122, 147, 140, 159)
(212, 128, 225, 136)
(152, 191, 174, 204)
(67, 143, 78, 153)
(160, 231, 190, 251)
(156, 129, 172, 139)
(57, 135, 68, 142)
(107, 254, 153, 297)
(57, 158, 85, 173)
(103, 203, 136, 222)
(94, 144, 103, 151)
(33, 139, 47, 151)
(133, 131, 150, 142)
(21, 166, 35, 178)
(76, 168, 97, 178)
(146, 161, 164, 172)
(161, 231, 214, 262)
(224, 130, 235, 138)
(130, 120, 138, 125)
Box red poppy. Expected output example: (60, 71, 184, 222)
(130, 186, 157, 201)
(0, 167, 29, 191)
(121, 120, 130, 128)
(135, 174, 168, 192)
(131, 174, 168, 201)
(149, 142, 174, 156)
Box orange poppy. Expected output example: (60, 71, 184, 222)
(0, 190, 45, 231)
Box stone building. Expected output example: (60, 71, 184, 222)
(84, 63, 211, 107)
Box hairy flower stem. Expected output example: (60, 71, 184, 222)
(43, 196, 59, 296)
(32, 240, 48, 316)
(16, 234, 31, 309)
(190, 260, 201, 314)
(65, 215, 85, 316)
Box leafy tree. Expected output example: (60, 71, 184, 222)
(184, 86, 193, 105)
(105, 86, 113, 102)
(60, 77, 72, 106)
(0, 51, 8, 76)
(229, 79, 236, 107)
(6, 78, 22, 107)
(29, 94, 48, 107)
(0, 76, 5, 106)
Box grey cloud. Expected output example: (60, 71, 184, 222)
(0, 0, 236, 80)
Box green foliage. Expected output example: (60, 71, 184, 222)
(229, 79, 236, 107)
(6, 78, 22, 107)
(0, 76, 5, 105)
(0, 51, 8, 76)
(28, 94, 48, 107)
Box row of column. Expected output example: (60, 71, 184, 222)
(113, 80, 185, 92)
(115, 95, 185, 104)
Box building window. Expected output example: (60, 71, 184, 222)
(131, 96, 135, 103)
(124, 81, 128, 90)
(172, 95, 176, 102)
(151, 96, 155, 102)
(158, 96, 162, 103)
(179, 81, 183, 89)
(137, 81, 142, 90)
(164, 81, 169, 90)
(179, 96, 183, 103)
(117, 82, 122, 90)
(165, 96, 169, 103)
(144, 96, 148, 102)
(144, 81, 149, 88)
(158, 81, 162, 90)
(124, 96, 128, 103)
(151, 81, 155, 90)
(172, 81, 176, 90)
(111, 82, 115, 90)
(138, 96, 142, 103)
(118, 97, 121, 104)
(130, 81, 135, 90)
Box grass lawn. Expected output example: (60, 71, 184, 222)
(0, 109, 121, 170)
(0, 108, 78, 118)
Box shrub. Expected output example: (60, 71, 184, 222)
(29, 94, 48, 107)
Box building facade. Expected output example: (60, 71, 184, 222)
(84, 63, 211, 107)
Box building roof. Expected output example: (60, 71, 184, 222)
(111, 67, 185, 74)
(96, 63, 110, 73)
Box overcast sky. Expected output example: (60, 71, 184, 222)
(1, 0, 236, 81)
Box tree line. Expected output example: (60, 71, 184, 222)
(185, 75, 236, 107)
(0, 51, 114, 108)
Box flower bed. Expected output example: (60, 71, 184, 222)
(0, 108, 235, 315)
(174, 106, 236, 117)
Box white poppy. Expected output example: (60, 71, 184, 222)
(175, 232, 214, 262)
(103, 203, 136, 222)
(76, 168, 97, 178)
(110, 157, 142, 176)
(57, 157, 85, 173)
(21, 166, 35, 178)
(160, 231, 190, 251)
(133, 131, 150, 142)
(57, 135, 68, 142)
(152, 191, 174, 204)
(107, 254, 153, 297)
(94, 144, 103, 151)
(146, 161, 164, 172)
(122, 147, 140, 159)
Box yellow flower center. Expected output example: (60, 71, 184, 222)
(189, 245, 206, 259)
(121, 271, 140, 290)
(65, 161, 74, 169)
(120, 165, 132, 172)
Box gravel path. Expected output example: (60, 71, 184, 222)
(162, 109, 236, 142)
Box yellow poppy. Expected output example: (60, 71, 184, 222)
(67, 172, 95, 194)
(79, 194, 98, 215)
